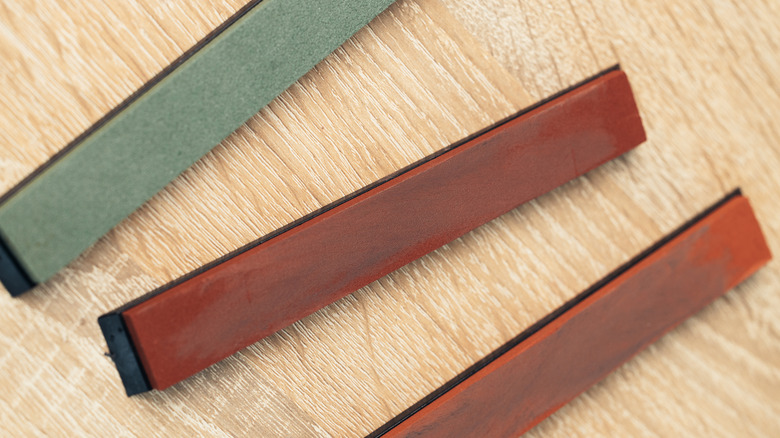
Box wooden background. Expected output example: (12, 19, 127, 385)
(1, 0, 779, 436)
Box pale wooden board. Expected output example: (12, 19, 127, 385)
(0, 0, 778, 437)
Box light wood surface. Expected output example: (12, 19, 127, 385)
(0, 0, 779, 436)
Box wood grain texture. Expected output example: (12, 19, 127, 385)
(114, 69, 644, 392)
(380, 194, 771, 437)
(0, 0, 779, 436)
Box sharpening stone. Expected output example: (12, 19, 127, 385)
(0, 0, 397, 295)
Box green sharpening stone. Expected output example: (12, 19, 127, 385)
(0, 0, 397, 295)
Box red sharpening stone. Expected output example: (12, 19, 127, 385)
(100, 68, 647, 394)
(372, 191, 771, 437)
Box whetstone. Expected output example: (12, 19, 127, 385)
(371, 191, 772, 437)
(0, 0, 397, 295)
(99, 69, 647, 395)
